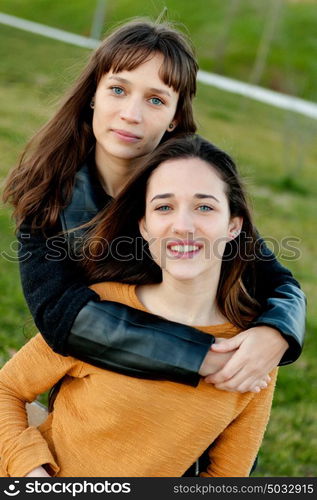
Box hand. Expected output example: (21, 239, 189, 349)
(199, 338, 234, 377)
(204, 326, 288, 393)
(251, 374, 272, 393)
(25, 466, 51, 477)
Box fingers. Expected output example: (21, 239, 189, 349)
(207, 364, 251, 392)
(206, 372, 272, 393)
(204, 358, 271, 391)
(204, 362, 241, 386)
(249, 375, 271, 393)
(205, 349, 250, 385)
(213, 373, 254, 393)
(250, 383, 266, 394)
(204, 329, 275, 393)
(211, 332, 247, 353)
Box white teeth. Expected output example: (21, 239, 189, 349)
(169, 245, 200, 253)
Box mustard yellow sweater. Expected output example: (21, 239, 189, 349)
(0, 282, 277, 477)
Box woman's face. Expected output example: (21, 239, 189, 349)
(139, 157, 242, 283)
(92, 53, 179, 169)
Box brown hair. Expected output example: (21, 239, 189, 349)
(83, 134, 261, 329)
(3, 19, 198, 231)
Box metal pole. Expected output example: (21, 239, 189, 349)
(90, 0, 107, 40)
(249, 0, 283, 86)
(213, 0, 242, 72)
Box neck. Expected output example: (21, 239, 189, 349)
(137, 267, 226, 326)
(95, 150, 139, 197)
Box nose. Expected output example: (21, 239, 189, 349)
(120, 96, 142, 124)
(171, 210, 195, 236)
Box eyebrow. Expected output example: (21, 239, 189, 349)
(108, 76, 171, 97)
(195, 193, 220, 203)
(148, 87, 171, 98)
(150, 193, 220, 203)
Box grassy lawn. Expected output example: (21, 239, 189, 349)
(0, 1, 316, 477)
(1, 0, 316, 101)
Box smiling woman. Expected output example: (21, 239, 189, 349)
(139, 157, 241, 297)
(0, 135, 276, 477)
(137, 159, 240, 327)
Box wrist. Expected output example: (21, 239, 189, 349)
(199, 349, 233, 377)
(264, 326, 288, 351)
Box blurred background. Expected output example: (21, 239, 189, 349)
(0, 0, 316, 477)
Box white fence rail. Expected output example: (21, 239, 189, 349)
(1, 12, 317, 120)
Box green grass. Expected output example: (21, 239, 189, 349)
(1, 0, 317, 101)
(0, 1, 317, 477)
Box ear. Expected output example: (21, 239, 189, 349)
(138, 217, 149, 242)
(228, 216, 243, 239)
(90, 93, 96, 110)
(166, 119, 178, 133)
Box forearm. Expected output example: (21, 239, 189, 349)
(67, 300, 213, 386)
(0, 386, 55, 477)
(18, 224, 98, 352)
(0, 335, 71, 476)
(249, 237, 306, 363)
(253, 284, 306, 364)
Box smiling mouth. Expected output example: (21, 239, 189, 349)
(112, 129, 142, 142)
(167, 242, 203, 259)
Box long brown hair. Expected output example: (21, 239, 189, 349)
(3, 19, 198, 231)
(83, 134, 261, 329)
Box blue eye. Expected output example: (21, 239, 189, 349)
(156, 205, 171, 212)
(198, 205, 213, 212)
(149, 97, 164, 106)
(111, 86, 124, 95)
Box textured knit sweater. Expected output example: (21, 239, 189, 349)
(0, 282, 277, 477)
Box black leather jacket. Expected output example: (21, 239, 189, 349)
(18, 163, 306, 388)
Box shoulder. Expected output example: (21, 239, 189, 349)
(60, 163, 111, 232)
(89, 282, 139, 308)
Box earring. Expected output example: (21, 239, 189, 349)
(231, 230, 240, 238)
(90, 99, 95, 109)
(168, 123, 174, 130)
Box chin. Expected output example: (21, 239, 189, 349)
(110, 147, 141, 160)
(166, 269, 204, 282)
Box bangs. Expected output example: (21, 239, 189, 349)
(97, 45, 196, 97)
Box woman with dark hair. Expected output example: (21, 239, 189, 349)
(0, 135, 278, 477)
(3, 18, 305, 394)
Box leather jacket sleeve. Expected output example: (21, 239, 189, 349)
(246, 238, 306, 365)
(67, 301, 213, 385)
(17, 223, 213, 387)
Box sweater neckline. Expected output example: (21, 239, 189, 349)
(127, 284, 240, 335)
